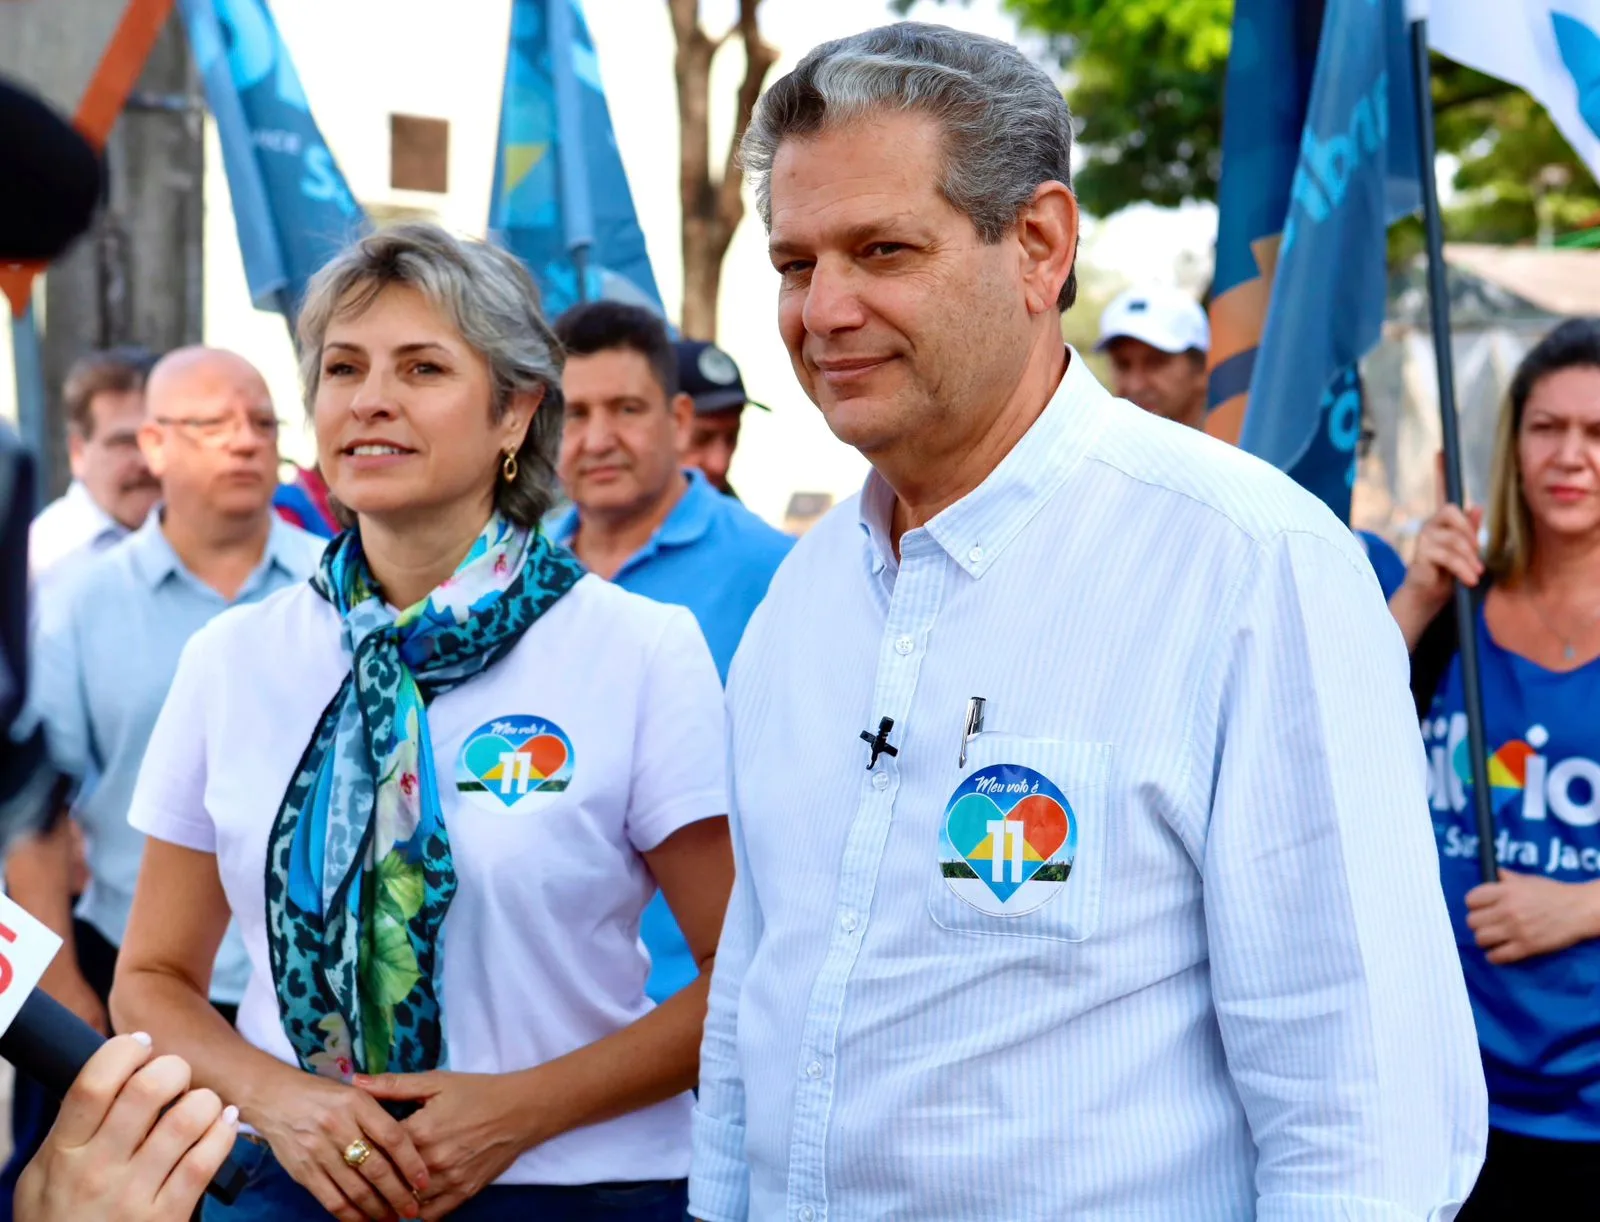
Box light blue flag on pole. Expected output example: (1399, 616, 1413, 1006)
(490, 0, 664, 320)
(179, 0, 366, 321)
(1210, 0, 1420, 518)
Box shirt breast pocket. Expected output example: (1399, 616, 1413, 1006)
(926, 734, 1112, 944)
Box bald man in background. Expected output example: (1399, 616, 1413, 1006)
(0, 349, 324, 1210)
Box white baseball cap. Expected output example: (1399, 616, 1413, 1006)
(1096, 286, 1210, 356)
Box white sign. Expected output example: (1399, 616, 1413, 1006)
(0, 893, 63, 1037)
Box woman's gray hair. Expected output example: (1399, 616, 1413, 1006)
(296, 222, 564, 528)
(741, 22, 1078, 310)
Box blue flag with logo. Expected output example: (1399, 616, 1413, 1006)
(490, 0, 663, 320)
(1207, 0, 1420, 518)
(179, 0, 365, 321)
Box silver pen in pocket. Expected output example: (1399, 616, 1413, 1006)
(958, 696, 986, 768)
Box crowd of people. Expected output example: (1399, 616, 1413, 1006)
(5, 17, 1600, 1222)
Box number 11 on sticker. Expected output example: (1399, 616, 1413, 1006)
(499, 752, 537, 795)
(986, 818, 1026, 883)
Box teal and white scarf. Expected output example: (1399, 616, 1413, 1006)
(266, 514, 583, 1078)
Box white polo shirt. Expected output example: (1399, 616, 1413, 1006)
(130, 572, 727, 1186)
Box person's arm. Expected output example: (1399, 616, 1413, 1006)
(111, 633, 428, 1222)
(8, 589, 103, 1029)
(5, 815, 104, 1031)
(1200, 529, 1487, 1220)
(13, 1033, 239, 1222)
(360, 609, 734, 1219)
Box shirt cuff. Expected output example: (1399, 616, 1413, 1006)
(689, 1107, 749, 1222)
(1257, 1192, 1468, 1222)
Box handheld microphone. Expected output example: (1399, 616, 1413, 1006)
(0, 894, 246, 1204)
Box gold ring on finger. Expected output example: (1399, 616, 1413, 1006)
(342, 1138, 373, 1168)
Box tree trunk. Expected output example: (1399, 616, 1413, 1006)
(669, 0, 777, 341)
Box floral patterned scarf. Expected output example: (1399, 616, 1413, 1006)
(266, 514, 583, 1078)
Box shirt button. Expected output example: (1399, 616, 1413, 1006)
(806, 1060, 823, 1079)
(799, 1209, 815, 1222)
(894, 635, 914, 655)
(841, 911, 859, 932)
(872, 771, 889, 790)
(968, 545, 984, 563)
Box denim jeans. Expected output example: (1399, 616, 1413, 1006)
(201, 1138, 689, 1221)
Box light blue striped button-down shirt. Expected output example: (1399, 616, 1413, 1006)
(691, 354, 1486, 1222)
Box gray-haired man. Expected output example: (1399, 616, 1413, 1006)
(690, 21, 1485, 1222)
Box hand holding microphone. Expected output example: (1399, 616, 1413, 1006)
(14, 1032, 240, 1222)
(0, 892, 249, 1218)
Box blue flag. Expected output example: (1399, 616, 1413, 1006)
(490, 0, 663, 320)
(179, 0, 365, 320)
(1207, 0, 1420, 518)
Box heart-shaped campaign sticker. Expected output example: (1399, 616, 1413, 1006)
(455, 716, 575, 811)
(941, 764, 1075, 915)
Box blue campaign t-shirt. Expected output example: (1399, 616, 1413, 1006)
(551, 469, 794, 1002)
(1425, 609, 1600, 1140)
(1357, 530, 1406, 602)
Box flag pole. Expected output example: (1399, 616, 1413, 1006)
(1409, 17, 1497, 884)
(548, 0, 594, 303)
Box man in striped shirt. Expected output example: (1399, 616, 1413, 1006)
(690, 22, 1487, 1222)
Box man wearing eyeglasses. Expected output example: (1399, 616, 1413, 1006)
(0, 347, 325, 1210)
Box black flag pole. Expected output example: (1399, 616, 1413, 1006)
(1409, 17, 1497, 884)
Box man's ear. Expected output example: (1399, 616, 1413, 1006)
(137, 421, 167, 480)
(66, 430, 87, 479)
(1015, 180, 1078, 317)
(671, 393, 695, 454)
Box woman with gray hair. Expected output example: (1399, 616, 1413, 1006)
(111, 223, 732, 1222)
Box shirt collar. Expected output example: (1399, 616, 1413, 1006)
(64, 479, 108, 518)
(655, 468, 719, 548)
(857, 348, 1112, 580)
(127, 510, 308, 591)
(65, 479, 125, 542)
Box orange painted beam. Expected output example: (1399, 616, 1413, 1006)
(75, 0, 177, 148)
(0, 266, 36, 317)
(2, 0, 176, 311)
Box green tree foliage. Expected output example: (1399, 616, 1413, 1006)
(893, 0, 1600, 241)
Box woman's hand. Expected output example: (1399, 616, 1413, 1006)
(1466, 871, 1600, 964)
(249, 1067, 431, 1222)
(14, 1034, 239, 1222)
(357, 1071, 535, 1220)
(1391, 503, 1485, 649)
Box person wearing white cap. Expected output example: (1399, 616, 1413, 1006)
(1096, 285, 1211, 429)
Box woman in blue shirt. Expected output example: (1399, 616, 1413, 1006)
(1391, 318, 1600, 1219)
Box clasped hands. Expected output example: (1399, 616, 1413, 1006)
(256, 1067, 536, 1222)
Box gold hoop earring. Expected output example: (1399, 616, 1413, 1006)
(501, 450, 519, 483)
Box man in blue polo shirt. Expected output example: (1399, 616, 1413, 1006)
(550, 301, 792, 1001)
(550, 302, 794, 682)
